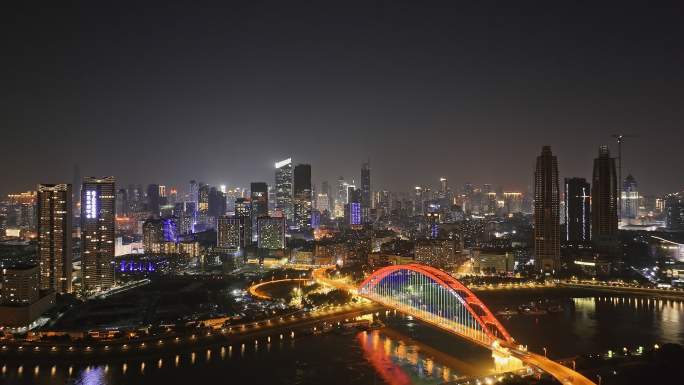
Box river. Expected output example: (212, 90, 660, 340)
(1, 292, 682, 385)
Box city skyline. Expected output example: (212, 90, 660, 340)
(2, 2, 683, 196)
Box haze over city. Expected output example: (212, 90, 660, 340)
(1, 2, 684, 385)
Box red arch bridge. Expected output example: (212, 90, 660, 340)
(316, 264, 596, 385)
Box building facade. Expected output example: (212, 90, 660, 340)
(534, 146, 560, 273)
(81, 176, 116, 292)
(564, 177, 591, 246)
(591, 146, 618, 257)
(293, 164, 312, 230)
(275, 158, 294, 223)
(37, 184, 73, 293)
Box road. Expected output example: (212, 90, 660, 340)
(312, 265, 597, 385)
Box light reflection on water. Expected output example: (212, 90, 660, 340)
(1, 295, 682, 385)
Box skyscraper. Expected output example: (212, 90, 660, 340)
(257, 217, 285, 250)
(275, 158, 293, 223)
(235, 198, 252, 245)
(37, 183, 73, 293)
(360, 161, 371, 223)
(621, 174, 639, 222)
(217, 216, 245, 251)
(591, 145, 618, 257)
(293, 164, 312, 230)
(146, 184, 160, 215)
(665, 193, 684, 230)
(250, 182, 268, 240)
(81, 176, 116, 292)
(534, 146, 560, 273)
(564, 178, 591, 246)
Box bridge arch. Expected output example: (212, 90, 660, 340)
(358, 264, 513, 346)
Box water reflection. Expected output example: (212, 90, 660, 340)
(358, 329, 469, 385)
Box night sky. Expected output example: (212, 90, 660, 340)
(2, 1, 683, 196)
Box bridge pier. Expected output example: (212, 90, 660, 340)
(492, 349, 524, 373)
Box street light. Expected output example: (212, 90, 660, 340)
(542, 347, 547, 357)
(596, 374, 602, 385)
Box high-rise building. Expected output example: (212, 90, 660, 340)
(208, 186, 226, 219)
(217, 216, 245, 251)
(142, 218, 164, 253)
(115, 188, 128, 217)
(621, 174, 639, 222)
(293, 164, 312, 230)
(316, 193, 330, 213)
(0, 265, 40, 305)
(257, 217, 285, 250)
(591, 145, 618, 256)
(37, 184, 73, 293)
(360, 161, 371, 223)
(275, 158, 293, 223)
(81, 177, 116, 292)
(235, 198, 252, 245)
(534, 146, 560, 273)
(250, 182, 268, 240)
(146, 184, 160, 215)
(564, 178, 591, 246)
(665, 193, 684, 230)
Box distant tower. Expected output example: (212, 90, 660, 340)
(81, 176, 116, 292)
(534, 146, 560, 273)
(37, 184, 73, 293)
(621, 174, 639, 222)
(360, 161, 371, 223)
(564, 178, 591, 246)
(591, 145, 619, 258)
(274, 158, 293, 223)
(293, 164, 312, 230)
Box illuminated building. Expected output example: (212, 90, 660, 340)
(158, 185, 166, 197)
(208, 186, 226, 219)
(217, 216, 245, 251)
(316, 193, 329, 213)
(250, 182, 268, 240)
(275, 158, 294, 223)
(7, 191, 37, 231)
(620, 174, 639, 222)
(197, 183, 210, 229)
(235, 198, 252, 245)
(334, 176, 347, 218)
(534, 146, 560, 273)
(665, 193, 684, 230)
(361, 161, 371, 223)
(0, 264, 56, 330)
(591, 145, 619, 257)
(503, 192, 523, 214)
(257, 217, 285, 250)
(414, 239, 457, 269)
(426, 212, 439, 239)
(143, 219, 164, 253)
(81, 176, 116, 292)
(564, 178, 591, 246)
(293, 164, 312, 230)
(37, 184, 73, 293)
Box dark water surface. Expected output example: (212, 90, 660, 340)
(2, 293, 682, 385)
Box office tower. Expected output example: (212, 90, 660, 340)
(158, 185, 166, 198)
(250, 182, 268, 240)
(217, 216, 245, 251)
(440, 177, 448, 193)
(621, 174, 639, 222)
(335, 177, 347, 218)
(189, 180, 199, 206)
(257, 217, 285, 250)
(115, 189, 128, 217)
(208, 186, 226, 219)
(316, 193, 330, 213)
(534, 146, 560, 273)
(293, 164, 312, 230)
(321, 181, 332, 204)
(503, 192, 523, 214)
(37, 184, 73, 293)
(665, 193, 684, 230)
(81, 176, 116, 292)
(360, 161, 371, 223)
(275, 158, 294, 222)
(146, 184, 161, 215)
(142, 218, 164, 253)
(346, 187, 362, 226)
(564, 178, 591, 245)
(235, 198, 252, 245)
(72, 164, 81, 225)
(591, 145, 618, 255)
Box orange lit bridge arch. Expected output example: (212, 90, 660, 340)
(359, 264, 513, 347)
